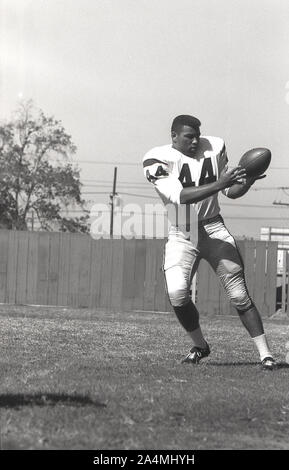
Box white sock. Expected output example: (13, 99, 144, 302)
(252, 334, 273, 361)
(188, 326, 207, 349)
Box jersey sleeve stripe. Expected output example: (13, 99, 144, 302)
(143, 158, 166, 168)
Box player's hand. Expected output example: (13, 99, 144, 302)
(218, 166, 247, 188)
(246, 174, 266, 186)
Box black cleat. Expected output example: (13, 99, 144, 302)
(261, 357, 276, 371)
(181, 341, 211, 364)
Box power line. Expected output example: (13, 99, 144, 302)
(252, 186, 289, 191)
(81, 180, 289, 190)
(82, 191, 108, 195)
(273, 202, 289, 207)
(90, 209, 166, 215)
(85, 210, 289, 220)
(80, 182, 289, 193)
(54, 206, 289, 221)
(225, 216, 289, 220)
(75, 160, 139, 166)
(58, 211, 90, 214)
(82, 191, 289, 207)
(82, 191, 158, 199)
(82, 182, 151, 188)
(88, 209, 289, 219)
(82, 179, 148, 185)
(221, 202, 287, 209)
(73, 159, 289, 170)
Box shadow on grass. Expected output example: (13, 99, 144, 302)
(204, 361, 260, 366)
(0, 393, 107, 409)
(205, 361, 289, 369)
(275, 362, 289, 369)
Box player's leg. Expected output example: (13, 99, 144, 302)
(201, 216, 275, 368)
(163, 235, 210, 363)
(236, 305, 274, 369)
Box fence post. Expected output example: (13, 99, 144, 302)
(285, 250, 289, 315)
(282, 250, 287, 313)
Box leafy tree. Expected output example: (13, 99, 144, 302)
(0, 100, 89, 232)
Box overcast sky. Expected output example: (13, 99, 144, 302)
(1, 0, 289, 237)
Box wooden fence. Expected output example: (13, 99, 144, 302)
(0, 231, 171, 311)
(196, 240, 278, 317)
(0, 230, 279, 316)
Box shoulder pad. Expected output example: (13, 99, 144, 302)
(203, 136, 225, 154)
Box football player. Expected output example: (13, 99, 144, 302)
(143, 115, 275, 370)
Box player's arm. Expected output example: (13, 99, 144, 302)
(179, 166, 247, 204)
(217, 143, 265, 199)
(143, 157, 183, 204)
(225, 174, 266, 199)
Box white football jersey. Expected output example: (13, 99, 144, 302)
(143, 136, 228, 223)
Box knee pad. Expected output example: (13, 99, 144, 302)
(167, 287, 191, 307)
(229, 288, 253, 311)
(164, 265, 192, 307)
(221, 270, 253, 311)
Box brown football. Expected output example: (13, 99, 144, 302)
(239, 148, 271, 177)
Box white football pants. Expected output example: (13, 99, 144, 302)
(164, 215, 253, 311)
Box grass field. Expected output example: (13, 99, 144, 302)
(0, 304, 289, 450)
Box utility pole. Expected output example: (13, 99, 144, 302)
(110, 167, 118, 237)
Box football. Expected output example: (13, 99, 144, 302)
(239, 147, 271, 177)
